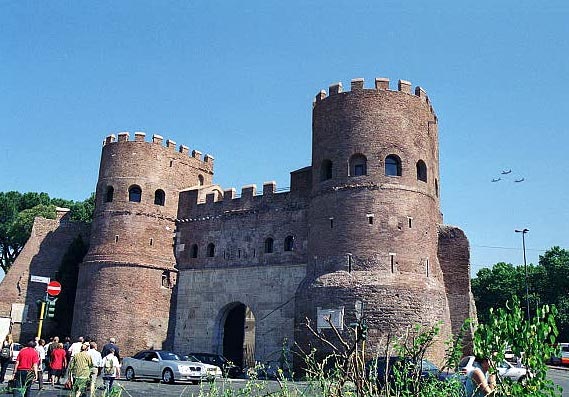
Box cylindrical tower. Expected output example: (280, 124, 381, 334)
(72, 132, 214, 355)
(295, 78, 451, 363)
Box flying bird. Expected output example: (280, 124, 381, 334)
(501, 169, 512, 175)
(491, 178, 501, 182)
(514, 178, 525, 183)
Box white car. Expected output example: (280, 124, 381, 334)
(122, 350, 222, 384)
(458, 356, 528, 384)
(10, 343, 22, 363)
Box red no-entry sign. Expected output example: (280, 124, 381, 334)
(46, 281, 62, 297)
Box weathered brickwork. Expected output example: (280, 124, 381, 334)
(0, 210, 90, 343)
(1, 76, 475, 367)
(72, 133, 214, 355)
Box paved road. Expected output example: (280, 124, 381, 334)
(0, 368, 567, 396)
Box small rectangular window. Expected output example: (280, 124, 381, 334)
(367, 214, 374, 225)
(115, 235, 119, 243)
(426, 258, 430, 277)
(253, 249, 256, 258)
(389, 253, 396, 273)
(150, 238, 153, 246)
(408, 217, 413, 228)
(329, 217, 334, 229)
(238, 249, 242, 258)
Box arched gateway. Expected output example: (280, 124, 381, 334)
(217, 302, 256, 368)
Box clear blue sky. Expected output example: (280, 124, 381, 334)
(1, 1, 567, 276)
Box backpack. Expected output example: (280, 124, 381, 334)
(0, 347, 9, 359)
(103, 357, 115, 376)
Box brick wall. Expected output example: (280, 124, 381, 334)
(0, 211, 90, 343)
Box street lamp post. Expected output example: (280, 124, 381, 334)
(515, 228, 530, 320)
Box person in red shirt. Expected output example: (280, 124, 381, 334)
(49, 342, 67, 386)
(13, 341, 39, 397)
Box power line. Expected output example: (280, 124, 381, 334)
(471, 244, 547, 253)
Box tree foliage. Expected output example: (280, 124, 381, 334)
(472, 246, 569, 341)
(0, 191, 94, 275)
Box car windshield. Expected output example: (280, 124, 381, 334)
(421, 360, 439, 372)
(159, 352, 181, 361)
(185, 355, 200, 362)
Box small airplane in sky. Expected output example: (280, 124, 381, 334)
(491, 178, 501, 182)
(514, 178, 525, 183)
(501, 169, 512, 175)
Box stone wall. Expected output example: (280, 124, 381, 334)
(438, 225, 476, 350)
(174, 264, 306, 362)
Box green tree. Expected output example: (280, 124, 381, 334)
(471, 262, 528, 324)
(539, 247, 569, 340)
(0, 191, 95, 275)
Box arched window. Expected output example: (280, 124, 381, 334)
(190, 244, 198, 258)
(416, 160, 427, 182)
(264, 238, 274, 254)
(349, 154, 367, 176)
(154, 189, 165, 206)
(284, 236, 294, 251)
(207, 243, 215, 257)
(320, 159, 333, 181)
(105, 186, 114, 203)
(198, 175, 204, 186)
(385, 155, 402, 177)
(128, 185, 142, 202)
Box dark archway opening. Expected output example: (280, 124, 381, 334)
(222, 303, 255, 369)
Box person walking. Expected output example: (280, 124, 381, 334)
(12, 341, 39, 397)
(0, 334, 14, 383)
(49, 342, 67, 386)
(101, 338, 120, 362)
(45, 336, 59, 383)
(87, 341, 102, 397)
(68, 336, 84, 358)
(34, 338, 46, 390)
(68, 342, 93, 397)
(101, 348, 120, 394)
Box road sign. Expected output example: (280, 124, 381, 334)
(30, 275, 50, 284)
(46, 281, 62, 297)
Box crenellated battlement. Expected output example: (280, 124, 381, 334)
(102, 131, 215, 167)
(313, 77, 437, 120)
(178, 181, 309, 221)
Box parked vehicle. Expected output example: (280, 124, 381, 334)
(186, 352, 242, 378)
(458, 356, 528, 384)
(10, 342, 22, 363)
(559, 343, 569, 366)
(366, 356, 452, 388)
(122, 350, 222, 384)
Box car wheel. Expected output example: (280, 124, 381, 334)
(125, 367, 135, 381)
(518, 375, 527, 386)
(162, 368, 175, 384)
(191, 380, 200, 385)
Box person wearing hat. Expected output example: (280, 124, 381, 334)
(67, 343, 93, 397)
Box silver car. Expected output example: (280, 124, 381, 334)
(122, 350, 222, 384)
(458, 355, 528, 384)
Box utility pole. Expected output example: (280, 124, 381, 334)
(515, 228, 530, 320)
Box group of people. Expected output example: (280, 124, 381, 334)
(1, 334, 122, 397)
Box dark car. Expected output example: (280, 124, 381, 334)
(187, 353, 242, 378)
(366, 356, 450, 387)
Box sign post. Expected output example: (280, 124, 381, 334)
(46, 281, 62, 297)
(37, 281, 63, 339)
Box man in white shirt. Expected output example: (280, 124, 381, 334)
(68, 336, 84, 358)
(34, 339, 46, 390)
(87, 342, 102, 397)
